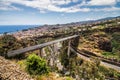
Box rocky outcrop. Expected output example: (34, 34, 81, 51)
(0, 56, 34, 80)
(98, 38, 112, 52)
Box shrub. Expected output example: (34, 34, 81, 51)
(17, 60, 26, 70)
(99, 66, 120, 79)
(0, 34, 17, 56)
(65, 77, 73, 80)
(112, 32, 120, 42)
(0, 34, 24, 58)
(26, 53, 49, 75)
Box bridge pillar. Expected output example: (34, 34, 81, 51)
(47, 45, 55, 66)
(38, 48, 42, 57)
(67, 40, 71, 58)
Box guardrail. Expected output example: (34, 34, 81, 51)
(72, 46, 120, 67)
(7, 35, 79, 57)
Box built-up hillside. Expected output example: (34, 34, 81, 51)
(0, 16, 120, 80)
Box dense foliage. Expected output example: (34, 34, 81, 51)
(0, 34, 37, 58)
(26, 54, 49, 75)
(0, 34, 19, 57)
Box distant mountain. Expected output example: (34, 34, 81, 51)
(96, 16, 120, 21)
(68, 16, 120, 25)
(41, 16, 120, 28)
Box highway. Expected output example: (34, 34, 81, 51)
(7, 35, 79, 57)
(7, 34, 120, 71)
(70, 47, 120, 71)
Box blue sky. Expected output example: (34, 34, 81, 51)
(0, 0, 120, 25)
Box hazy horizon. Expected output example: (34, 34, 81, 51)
(0, 0, 120, 25)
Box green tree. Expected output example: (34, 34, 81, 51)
(26, 54, 49, 75)
(0, 34, 19, 56)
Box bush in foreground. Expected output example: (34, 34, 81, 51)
(26, 53, 49, 75)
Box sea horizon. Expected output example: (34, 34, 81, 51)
(0, 25, 41, 34)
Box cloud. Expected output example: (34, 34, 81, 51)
(72, 0, 79, 3)
(0, 0, 90, 13)
(0, 5, 21, 11)
(93, 7, 120, 11)
(87, 0, 116, 6)
(51, 0, 71, 5)
(0, 0, 119, 13)
(0, 1, 21, 11)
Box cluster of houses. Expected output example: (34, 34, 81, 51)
(12, 17, 120, 40)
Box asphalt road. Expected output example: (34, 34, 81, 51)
(70, 47, 120, 71)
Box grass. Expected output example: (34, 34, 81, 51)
(112, 40, 120, 50)
(99, 65, 120, 79)
(80, 31, 120, 61)
(102, 32, 120, 60)
(36, 72, 73, 80)
(102, 51, 120, 61)
(112, 32, 120, 41)
(17, 60, 26, 70)
(102, 52, 115, 56)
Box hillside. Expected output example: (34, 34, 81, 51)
(0, 16, 120, 80)
(0, 56, 33, 80)
(78, 26, 120, 61)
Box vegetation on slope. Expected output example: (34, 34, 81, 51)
(78, 26, 120, 61)
(0, 17, 120, 79)
(26, 54, 49, 75)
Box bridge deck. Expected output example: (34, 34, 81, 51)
(7, 35, 79, 57)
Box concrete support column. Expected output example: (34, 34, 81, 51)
(38, 48, 42, 57)
(48, 46, 55, 66)
(67, 40, 71, 58)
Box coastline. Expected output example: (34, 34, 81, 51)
(0, 25, 40, 36)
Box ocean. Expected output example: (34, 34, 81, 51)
(0, 25, 40, 34)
